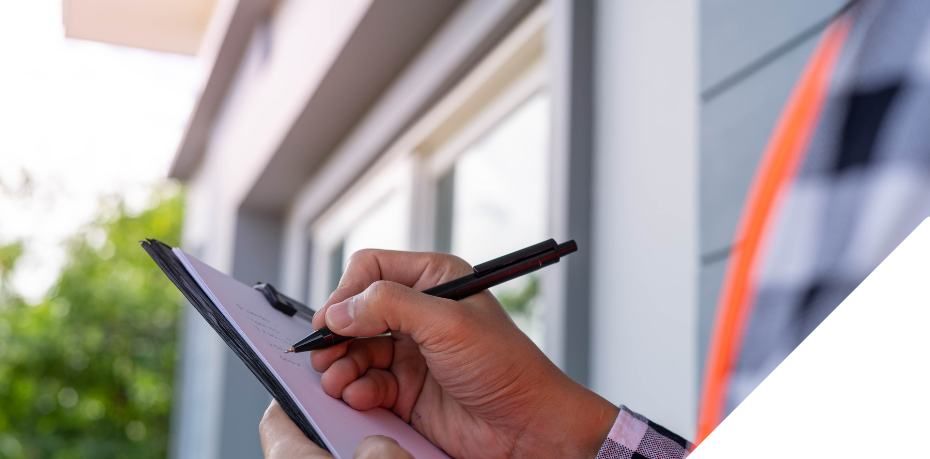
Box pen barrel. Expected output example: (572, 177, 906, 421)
(421, 242, 574, 301)
(465, 249, 563, 293)
(320, 333, 352, 348)
(289, 240, 577, 353)
(422, 273, 480, 299)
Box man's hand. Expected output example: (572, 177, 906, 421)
(309, 249, 619, 458)
(259, 401, 330, 459)
(259, 400, 412, 459)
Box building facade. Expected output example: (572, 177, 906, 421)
(168, 0, 844, 457)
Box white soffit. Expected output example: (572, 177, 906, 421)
(62, 0, 218, 55)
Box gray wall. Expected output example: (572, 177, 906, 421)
(698, 0, 847, 378)
(170, 209, 284, 459)
(592, 0, 699, 438)
(215, 210, 284, 459)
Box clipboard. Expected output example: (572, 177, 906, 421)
(141, 239, 447, 458)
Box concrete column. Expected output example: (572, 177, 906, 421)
(214, 210, 284, 459)
(545, 0, 596, 385)
(171, 208, 284, 459)
(590, 0, 699, 438)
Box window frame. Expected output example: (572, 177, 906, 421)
(306, 154, 416, 306)
(300, 6, 556, 347)
(410, 8, 549, 254)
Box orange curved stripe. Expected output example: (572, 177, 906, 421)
(697, 18, 851, 443)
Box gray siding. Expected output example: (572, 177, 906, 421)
(592, 0, 699, 437)
(698, 0, 846, 380)
(701, 0, 846, 93)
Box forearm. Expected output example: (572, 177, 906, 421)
(510, 369, 692, 459)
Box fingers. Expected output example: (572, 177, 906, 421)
(343, 249, 473, 291)
(259, 400, 332, 459)
(354, 436, 413, 459)
(324, 280, 467, 345)
(342, 369, 399, 410)
(314, 334, 426, 421)
(313, 249, 473, 329)
(260, 401, 411, 459)
(308, 340, 350, 371)
(385, 337, 429, 422)
(319, 338, 394, 398)
(311, 336, 393, 373)
(260, 402, 407, 458)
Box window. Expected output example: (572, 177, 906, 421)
(304, 7, 552, 347)
(417, 14, 549, 343)
(308, 157, 412, 306)
(328, 190, 408, 290)
(432, 92, 550, 342)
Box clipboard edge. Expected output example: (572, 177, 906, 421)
(141, 239, 327, 450)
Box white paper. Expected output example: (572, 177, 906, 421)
(174, 249, 447, 459)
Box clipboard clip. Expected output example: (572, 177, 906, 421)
(253, 282, 315, 321)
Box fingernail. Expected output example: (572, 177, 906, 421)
(326, 300, 353, 329)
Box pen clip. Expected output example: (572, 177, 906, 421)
(472, 239, 558, 277)
(253, 282, 315, 319)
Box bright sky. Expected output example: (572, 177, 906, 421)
(0, 2, 201, 301)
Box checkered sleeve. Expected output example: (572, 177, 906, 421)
(595, 406, 692, 459)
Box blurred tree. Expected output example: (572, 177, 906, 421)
(496, 275, 539, 316)
(0, 240, 24, 289)
(0, 189, 183, 459)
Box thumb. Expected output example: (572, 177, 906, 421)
(323, 280, 465, 344)
(354, 435, 413, 459)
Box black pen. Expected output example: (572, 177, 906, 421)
(286, 238, 578, 353)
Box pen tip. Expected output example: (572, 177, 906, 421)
(285, 347, 294, 353)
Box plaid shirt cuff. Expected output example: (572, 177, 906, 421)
(595, 406, 692, 459)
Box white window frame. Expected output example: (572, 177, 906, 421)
(407, 10, 547, 248)
(299, 6, 555, 349)
(307, 154, 416, 307)
(416, 65, 548, 251)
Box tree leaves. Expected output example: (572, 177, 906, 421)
(0, 189, 183, 459)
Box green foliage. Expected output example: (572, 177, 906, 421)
(0, 241, 24, 300)
(497, 275, 539, 316)
(0, 241, 23, 279)
(0, 189, 183, 459)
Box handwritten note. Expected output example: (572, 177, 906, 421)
(175, 250, 447, 459)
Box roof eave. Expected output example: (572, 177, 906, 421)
(169, 0, 273, 181)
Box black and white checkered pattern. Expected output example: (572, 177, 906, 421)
(597, 2, 930, 455)
(727, 0, 930, 413)
(596, 406, 691, 459)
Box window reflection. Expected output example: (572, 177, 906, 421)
(328, 191, 408, 288)
(436, 91, 550, 343)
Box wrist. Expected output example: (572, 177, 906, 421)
(514, 377, 619, 458)
(564, 386, 619, 457)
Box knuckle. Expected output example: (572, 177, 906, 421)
(346, 248, 377, 268)
(320, 370, 344, 398)
(427, 252, 473, 279)
(310, 352, 329, 372)
(348, 339, 374, 365)
(447, 254, 472, 270)
(258, 404, 276, 433)
(364, 280, 396, 304)
(332, 278, 362, 297)
(336, 250, 379, 288)
(357, 436, 403, 457)
(437, 252, 472, 270)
